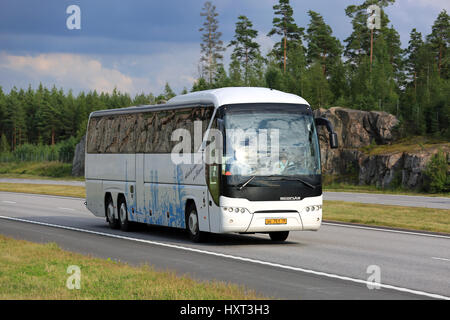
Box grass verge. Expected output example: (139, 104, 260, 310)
(359, 136, 450, 156)
(0, 235, 262, 299)
(323, 182, 450, 198)
(0, 162, 82, 180)
(0, 183, 85, 198)
(323, 200, 450, 234)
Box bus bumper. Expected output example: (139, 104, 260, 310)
(219, 195, 322, 233)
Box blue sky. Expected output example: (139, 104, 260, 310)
(0, 0, 448, 96)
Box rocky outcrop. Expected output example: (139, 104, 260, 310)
(313, 107, 399, 177)
(359, 147, 450, 190)
(314, 107, 399, 148)
(72, 135, 86, 177)
(313, 107, 449, 190)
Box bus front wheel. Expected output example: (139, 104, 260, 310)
(186, 204, 206, 243)
(269, 231, 289, 242)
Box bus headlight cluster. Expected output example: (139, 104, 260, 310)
(222, 207, 246, 214)
(305, 205, 322, 212)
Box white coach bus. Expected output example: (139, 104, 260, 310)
(85, 87, 338, 242)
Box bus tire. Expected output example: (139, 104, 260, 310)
(269, 231, 289, 242)
(106, 196, 120, 229)
(118, 197, 131, 231)
(186, 204, 206, 243)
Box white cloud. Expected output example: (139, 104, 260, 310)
(0, 52, 149, 94)
(0, 45, 202, 95)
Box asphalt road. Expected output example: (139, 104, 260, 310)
(0, 192, 449, 300)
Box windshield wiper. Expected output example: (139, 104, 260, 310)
(266, 175, 317, 189)
(283, 177, 316, 189)
(237, 175, 256, 191)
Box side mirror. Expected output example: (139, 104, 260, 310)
(315, 117, 339, 149)
(329, 132, 338, 149)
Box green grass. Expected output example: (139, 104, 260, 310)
(0, 162, 77, 179)
(360, 136, 450, 156)
(0, 235, 263, 299)
(323, 182, 450, 198)
(323, 200, 450, 234)
(0, 183, 86, 198)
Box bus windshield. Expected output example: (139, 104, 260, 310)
(223, 105, 321, 178)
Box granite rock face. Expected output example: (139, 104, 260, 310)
(71, 135, 86, 177)
(313, 107, 449, 190)
(313, 107, 399, 177)
(313, 107, 398, 149)
(358, 148, 449, 190)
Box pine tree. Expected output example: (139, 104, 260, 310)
(267, 0, 304, 73)
(405, 29, 424, 94)
(284, 41, 308, 97)
(305, 10, 342, 77)
(304, 61, 333, 109)
(344, 0, 395, 70)
(192, 78, 210, 92)
(228, 59, 243, 86)
(4, 87, 27, 150)
(36, 85, 61, 145)
(0, 134, 9, 153)
(0, 87, 6, 138)
(344, 0, 401, 112)
(426, 10, 449, 78)
(199, 1, 225, 85)
(229, 15, 261, 85)
(163, 83, 176, 100)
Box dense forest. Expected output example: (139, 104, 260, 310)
(0, 0, 448, 158)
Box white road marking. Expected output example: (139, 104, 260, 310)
(0, 214, 448, 300)
(58, 207, 75, 211)
(432, 257, 450, 262)
(322, 222, 450, 240)
(2, 201, 16, 204)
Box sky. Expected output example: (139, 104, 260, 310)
(0, 0, 448, 96)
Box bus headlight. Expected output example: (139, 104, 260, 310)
(304, 205, 322, 213)
(222, 207, 247, 214)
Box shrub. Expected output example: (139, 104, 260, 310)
(423, 150, 450, 193)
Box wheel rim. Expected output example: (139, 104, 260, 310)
(107, 203, 115, 221)
(188, 211, 198, 235)
(120, 203, 127, 222)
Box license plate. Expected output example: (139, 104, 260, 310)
(265, 218, 287, 225)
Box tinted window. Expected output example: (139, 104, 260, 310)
(87, 106, 214, 154)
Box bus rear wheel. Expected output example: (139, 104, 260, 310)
(106, 197, 119, 229)
(118, 198, 131, 231)
(186, 204, 206, 243)
(269, 231, 289, 242)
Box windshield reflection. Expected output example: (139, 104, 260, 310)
(223, 108, 321, 179)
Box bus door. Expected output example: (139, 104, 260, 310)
(135, 153, 145, 220)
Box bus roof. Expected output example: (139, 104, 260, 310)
(89, 87, 310, 118)
(167, 87, 310, 108)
